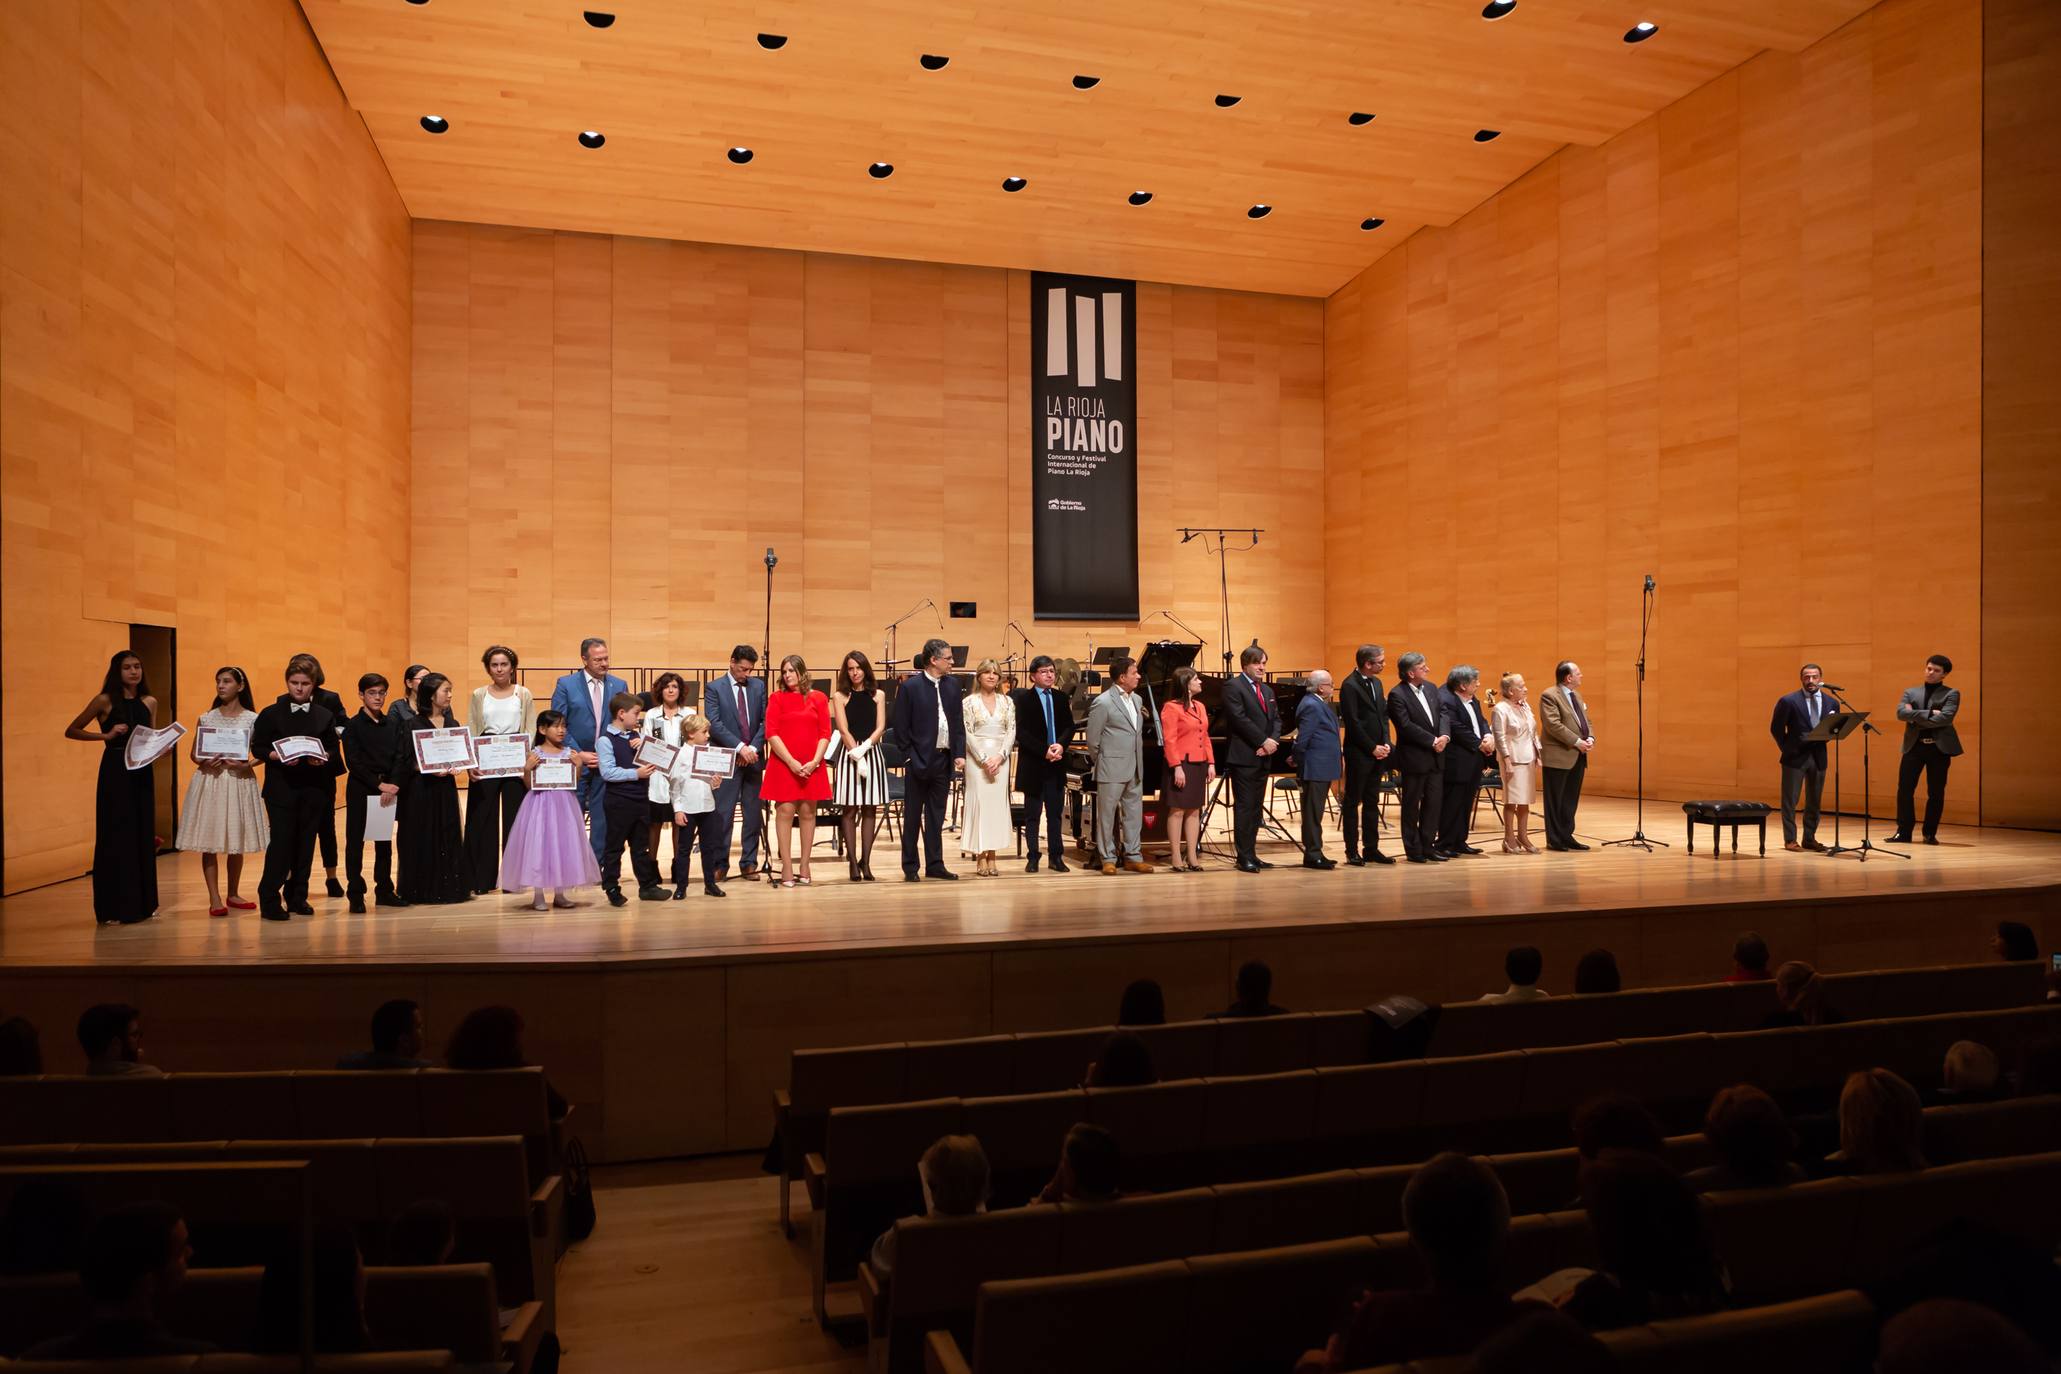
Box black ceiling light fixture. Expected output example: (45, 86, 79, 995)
(578, 130, 606, 148)
(1348, 111, 1375, 126)
(1481, 0, 1516, 17)
(1623, 20, 1658, 42)
(1215, 93, 1242, 108)
(1127, 190, 1153, 206)
(1360, 217, 1386, 231)
(1247, 204, 1272, 219)
(1473, 128, 1502, 142)
(756, 32, 787, 49)
(404, 0, 428, 6)
(727, 146, 754, 164)
(868, 161, 895, 178)
(582, 10, 615, 27)
(919, 53, 950, 70)
(1002, 175, 1027, 192)
(420, 114, 448, 133)
(1072, 74, 1100, 90)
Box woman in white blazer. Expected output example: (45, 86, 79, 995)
(465, 646, 538, 892)
(641, 673, 699, 882)
(1491, 672, 1542, 854)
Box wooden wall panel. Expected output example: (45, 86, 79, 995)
(1323, 0, 1993, 823)
(408, 229, 1326, 681)
(2, 0, 411, 893)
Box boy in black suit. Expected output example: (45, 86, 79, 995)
(249, 657, 338, 921)
(342, 672, 408, 913)
(597, 692, 670, 906)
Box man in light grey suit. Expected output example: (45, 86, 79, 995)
(1086, 655, 1155, 875)
(1889, 653, 1962, 845)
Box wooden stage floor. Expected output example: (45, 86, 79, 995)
(3, 796, 2056, 972)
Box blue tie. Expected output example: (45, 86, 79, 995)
(1040, 688, 1055, 743)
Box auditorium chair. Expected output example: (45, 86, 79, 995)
(0, 1355, 458, 1374)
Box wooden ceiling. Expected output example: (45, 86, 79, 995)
(299, 0, 1880, 296)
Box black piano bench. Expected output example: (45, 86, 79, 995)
(1681, 800, 1774, 857)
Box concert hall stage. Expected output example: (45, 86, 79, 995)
(2, 797, 2057, 1161)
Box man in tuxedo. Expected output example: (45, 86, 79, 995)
(550, 638, 630, 865)
(1220, 644, 1283, 873)
(289, 653, 351, 899)
(1890, 654, 1961, 845)
(1012, 655, 1076, 872)
(250, 657, 339, 921)
(1538, 661, 1596, 852)
(1385, 652, 1449, 863)
(1294, 671, 1342, 869)
(890, 638, 966, 881)
(342, 672, 407, 914)
(1086, 656, 1154, 875)
(700, 645, 769, 880)
(1338, 645, 1395, 866)
(1770, 663, 1839, 852)
(1435, 667, 1497, 857)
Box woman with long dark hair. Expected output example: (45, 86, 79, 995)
(176, 666, 266, 916)
(641, 672, 695, 885)
(1160, 666, 1215, 872)
(64, 650, 159, 924)
(762, 654, 832, 889)
(393, 672, 471, 905)
(831, 651, 888, 881)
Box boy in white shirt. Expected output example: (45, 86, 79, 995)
(669, 715, 728, 899)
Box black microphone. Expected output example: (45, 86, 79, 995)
(1643, 573, 1655, 592)
(765, 547, 778, 570)
(1820, 683, 1845, 692)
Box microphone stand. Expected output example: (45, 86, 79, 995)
(1147, 609, 1208, 646)
(884, 601, 934, 676)
(1603, 576, 1668, 850)
(1823, 685, 1906, 862)
(1177, 528, 1262, 674)
(759, 547, 778, 874)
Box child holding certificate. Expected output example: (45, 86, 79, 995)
(501, 710, 602, 910)
(667, 715, 727, 899)
(176, 666, 267, 916)
(598, 692, 670, 907)
(249, 656, 340, 921)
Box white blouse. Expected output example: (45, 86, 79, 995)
(642, 708, 699, 803)
(478, 692, 524, 738)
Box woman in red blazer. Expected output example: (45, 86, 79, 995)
(1160, 667, 1217, 873)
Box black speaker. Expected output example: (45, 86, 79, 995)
(949, 601, 977, 618)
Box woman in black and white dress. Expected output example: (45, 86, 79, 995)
(832, 651, 888, 882)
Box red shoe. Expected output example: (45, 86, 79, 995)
(226, 897, 255, 911)
(208, 906, 229, 918)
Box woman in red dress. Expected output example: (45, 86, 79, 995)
(762, 653, 832, 888)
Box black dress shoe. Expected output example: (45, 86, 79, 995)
(604, 886, 628, 907)
(1254, 858, 1276, 869)
(1302, 857, 1337, 871)
(1050, 858, 1070, 873)
(1426, 852, 1450, 862)
(289, 904, 316, 916)
(704, 883, 727, 897)
(1406, 856, 1431, 865)
(348, 897, 367, 915)
(375, 890, 409, 908)
(1884, 832, 1912, 844)
(1546, 843, 1569, 852)
(1567, 841, 1592, 851)
(1026, 857, 1041, 873)
(1345, 856, 1367, 867)
(1368, 851, 1397, 865)
(928, 870, 961, 881)
(325, 877, 345, 898)
(673, 883, 687, 899)
(260, 908, 290, 922)
(1922, 835, 1940, 845)
(1458, 845, 1485, 856)
(638, 886, 672, 901)
(904, 872, 922, 883)
(1236, 860, 1262, 873)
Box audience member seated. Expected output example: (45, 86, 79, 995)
(868, 1134, 990, 1281)
(445, 1004, 568, 1120)
(337, 998, 434, 1070)
(1875, 1298, 2045, 1374)
(21, 1203, 214, 1359)
(1116, 979, 1166, 1027)
(1926, 1040, 2003, 1107)
(0, 1180, 90, 1276)
(0, 1015, 41, 1075)
(1035, 1123, 1121, 1204)
(1724, 930, 1771, 983)
(256, 1222, 372, 1354)
(76, 1002, 162, 1077)
(1207, 960, 1288, 1019)
(1992, 920, 2039, 963)
(1083, 1031, 1156, 1088)
(1572, 948, 1621, 995)
(1687, 1085, 1804, 1193)
(1759, 960, 1842, 1028)
(1469, 1309, 1613, 1374)
(1519, 1149, 1729, 1332)
(386, 1199, 457, 1267)
(1831, 1068, 1927, 1176)
(1482, 946, 1546, 1003)
(1293, 1153, 1537, 1371)
(1572, 1094, 1665, 1163)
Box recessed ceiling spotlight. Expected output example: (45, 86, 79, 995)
(756, 32, 787, 49)
(1247, 204, 1273, 219)
(1073, 74, 1100, 90)
(1348, 111, 1375, 126)
(727, 146, 754, 164)
(582, 10, 615, 27)
(1481, 0, 1516, 17)
(1473, 128, 1502, 142)
(420, 114, 448, 134)
(869, 161, 895, 178)
(1002, 176, 1027, 192)
(1623, 20, 1658, 42)
(1215, 93, 1242, 108)
(919, 53, 950, 70)
(578, 130, 606, 148)
(1360, 217, 1386, 231)
(1128, 190, 1153, 206)
(404, 0, 428, 6)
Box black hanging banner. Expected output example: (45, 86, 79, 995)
(1031, 271, 1139, 621)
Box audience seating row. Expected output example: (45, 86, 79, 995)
(772, 959, 2047, 1228)
(922, 1151, 2061, 1374)
(805, 1003, 2061, 1303)
(1, 1355, 458, 1374)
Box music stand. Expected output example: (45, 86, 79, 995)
(1092, 646, 1132, 666)
(950, 645, 970, 668)
(1812, 703, 1906, 862)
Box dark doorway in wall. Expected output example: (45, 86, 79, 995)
(130, 624, 177, 851)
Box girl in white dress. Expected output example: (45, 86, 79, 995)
(961, 659, 1017, 876)
(176, 666, 269, 916)
(1491, 672, 1542, 854)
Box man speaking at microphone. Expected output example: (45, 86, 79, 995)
(1770, 664, 1840, 852)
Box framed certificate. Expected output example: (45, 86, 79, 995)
(472, 734, 529, 779)
(195, 724, 250, 761)
(124, 722, 186, 771)
(691, 745, 736, 781)
(412, 726, 475, 774)
(635, 735, 680, 771)
(274, 734, 327, 764)
(532, 758, 577, 791)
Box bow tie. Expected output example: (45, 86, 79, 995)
(289, 703, 310, 713)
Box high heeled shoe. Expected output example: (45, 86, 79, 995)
(850, 859, 862, 882)
(1502, 839, 1522, 854)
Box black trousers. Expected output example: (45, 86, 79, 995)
(1229, 764, 1267, 864)
(1299, 780, 1331, 859)
(464, 775, 527, 892)
(600, 792, 660, 891)
(1896, 743, 1951, 838)
(317, 789, 339, 869)
(1340, 756, 1385, 858)
(343, 788, 394, 898)
(1022, 769, 1066, 862)
(1396, 770, 1439, 859)
(259, 788, 327, 913)
(670, 810, 726, 889)
(1437, 773, 1481, 853)
(902, 765, 952, 875)
(1543, 754, 1587, 848)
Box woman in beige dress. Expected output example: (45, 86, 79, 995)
(961, 660, 1017, 876)
(1491, 672, 1542, 854)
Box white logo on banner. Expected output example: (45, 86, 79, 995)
(1044, 287, 1125, 384)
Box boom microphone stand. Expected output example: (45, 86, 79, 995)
(1604, 574, 1668, 851)
(1177, 527, 1262, 674)
(758, 547, 777, 873)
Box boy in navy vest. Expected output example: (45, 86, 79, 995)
(597, 692, 670, 906)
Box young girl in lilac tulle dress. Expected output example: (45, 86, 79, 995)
(499, 710, 602, 910)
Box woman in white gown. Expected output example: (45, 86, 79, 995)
(961, 659, 1018, 876)
(1491, 672, 1542, 854)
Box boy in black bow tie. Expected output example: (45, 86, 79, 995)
(249, 657, 338, 921)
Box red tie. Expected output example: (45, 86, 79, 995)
(1253, 679, 1265, 710)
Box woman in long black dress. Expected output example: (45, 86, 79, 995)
(65, 650, 160, 925)
(393, 672, 471, 905)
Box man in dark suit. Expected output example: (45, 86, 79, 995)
(699, 644, 768, 880)
(1769, 663, 1840, 852)
(890, 638, 966, 881)
(1011, 655, 1076, 872)
(1294, 672, 1343, 869)
(1889, 653, 1962, 845)
(287, 653, 351, 899)
(1436, 666, 1497, 857)
(1386, 652, 1450, 863)
(250, 657, 339, 921)
(342, 672, 407, 914)
(1338, 645, 1395, 866)
(1219, 644, 1283, 873)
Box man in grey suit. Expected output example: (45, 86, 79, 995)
(1086, 655, 1154, 875)
(1889, 653, 1962, 845)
